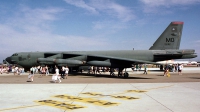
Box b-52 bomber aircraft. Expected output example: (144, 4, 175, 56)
(5, 21, 197, 78)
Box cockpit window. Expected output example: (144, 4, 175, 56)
(12, 53, 18, 56)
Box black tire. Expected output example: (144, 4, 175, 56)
(124, 72, 129, 78)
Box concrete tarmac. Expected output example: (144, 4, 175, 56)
(0, 67, 200, 112)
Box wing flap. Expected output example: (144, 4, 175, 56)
(87, 55, 161, 66)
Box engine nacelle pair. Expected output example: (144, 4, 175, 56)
(37, 58, 84, 65)
(87, 61, 111, 67)
(37, 58, 55, 64)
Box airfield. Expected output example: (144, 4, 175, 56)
(0, 67, 200, 112)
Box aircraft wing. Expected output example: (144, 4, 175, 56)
(40, 52, 161, 68)
(80, 54, 161, 68)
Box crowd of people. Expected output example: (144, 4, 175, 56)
(27, 65, 69, 83)
(87, 64, 149, 75)
(0, 65, 24, 75)
(0, 64, 69, 83)
(87, 66, 110, 75)
(131, 64, 143, 71)
(0, 63, 190, 83)
(131, 64, 184, 76)
(27, 65, 49, 82)
(163, 64, 184, 76)
(51, 66, 69, 83)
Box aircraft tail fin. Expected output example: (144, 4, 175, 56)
(149, 21, 184, 50)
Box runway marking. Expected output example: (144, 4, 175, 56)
(0, 105, 41, 111)
(126, 90, 147, 93)
(145, 85, 174, 91)
(0, 86, 172, 111)
(111, 95, 139, 100)
(82, 92, 103, 96)
(54, 94, 119, 107)
(35, 100, 85, 110)
(81, 92, 139, 100)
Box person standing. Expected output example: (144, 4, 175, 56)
(96, 67, 101, 74)
(64, 66, 69, 79)
(87, 66, 91, 74)
(91, 66, 94, 74)
(136, 65, 139, 71)
(53, 66, 61, 83)
(37, 66, 40, 74)
(164, 64, 169, 76)
(93, 66, 97, 75)
(143, 64, 148, 74)
(172, 64, 175, 73)
(60, 66, 65, 79)
(45, 65, 49, 76)
(110, 68, 115, 76)
(139, 64, 142, 71)
(0, 66, 2, 74)
(178, 64, 183, 75)
(28, 67, 34, 82)
(14, 66, 18, 75)
(175, 64, 178, 72)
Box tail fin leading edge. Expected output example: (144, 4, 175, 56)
(149, 21, 184, 50)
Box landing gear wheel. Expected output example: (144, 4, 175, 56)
(118, 73, 122, 77)
(124, 72, 129, 78)
(110, 72, 115, 76)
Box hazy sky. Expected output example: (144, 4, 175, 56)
(1, 0, 200, 62)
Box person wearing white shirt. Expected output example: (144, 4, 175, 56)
(64, 66, 69, 79)
(178, 64, 183, 75)
(54, 66, 61, 83)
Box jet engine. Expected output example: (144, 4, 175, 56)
(87, 61, 111, 67)
(37, 58, 55, 64)
(54, 59, 84, 65)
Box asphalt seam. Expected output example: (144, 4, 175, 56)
(144, 93, 174, 112)
(130, 83, 174, 112)
(178, 82, 200, 91)
(66, 84, 88, 112)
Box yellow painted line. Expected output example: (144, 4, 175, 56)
(80, 85, 174, 100)
(81, 92, 139, 100)
(0, 86, 173, 111)
(54, 94, 119, 107)
(82, 92, 103, 96)
(126, 90, 147, 93)
(0, 105, 40, 112)
(35, 100, 85, 110)
(145, 85, 174, 91)
(81, 90, 145, 96)
(106, 90, 147, 96)
(111, 95, 139, 100)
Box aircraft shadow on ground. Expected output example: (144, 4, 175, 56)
(189, 77, 200, 79)
(49, 81, 58, 83)
(157, 75, 165, 76)
(149, 70, 164, 72)
(69, 73, 154, 79)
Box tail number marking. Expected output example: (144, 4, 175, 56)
(166, 38, 174, 42)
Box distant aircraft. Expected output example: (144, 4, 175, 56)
(157, 60, 198, 65)
(5, 21, 197, 78)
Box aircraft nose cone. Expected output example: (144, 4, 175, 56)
(5, 57, 12, 63)
(5, 57, 11, 63)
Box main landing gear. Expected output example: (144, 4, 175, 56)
(118, 68, 129, 78)
(123, 72, 129, 78)
(110, 68, 129, 78)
